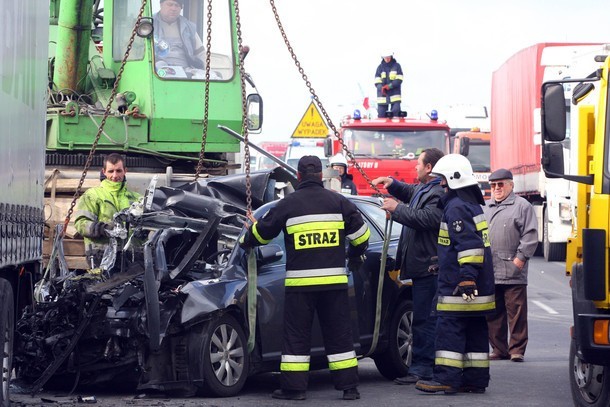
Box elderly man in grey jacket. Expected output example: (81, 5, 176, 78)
(483, 168, 538, 362)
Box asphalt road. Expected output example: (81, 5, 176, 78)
(11, 257, 575, 407)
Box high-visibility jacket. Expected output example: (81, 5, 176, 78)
(375, 57, 403, 106)
(436, 191, 495, 316)
(242, 178, 370, 291)
(74, 179, 141, 253)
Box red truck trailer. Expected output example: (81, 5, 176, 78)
(491, 43, 602, 261)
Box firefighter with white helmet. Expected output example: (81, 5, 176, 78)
(375, 50, 403, 118)
(329, 153, 358, 195)
(415, 154, 495, 395)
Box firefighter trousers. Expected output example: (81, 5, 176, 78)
(280, 289, 358, 392)
(433, 315, 490, 389)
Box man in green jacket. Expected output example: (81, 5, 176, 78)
(74, 153, 141, 268)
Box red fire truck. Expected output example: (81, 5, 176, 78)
(328, 111, 452, 196)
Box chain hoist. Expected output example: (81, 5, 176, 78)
(268, 0, 381, 196)
(61, 0, 148, 236)
(194, 0, 214, 180)
(234, 0, 257, 354)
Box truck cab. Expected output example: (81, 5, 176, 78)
(540, 49, 610, 407)
(331, 112, 451, 196)
(453, 129, 491, 200)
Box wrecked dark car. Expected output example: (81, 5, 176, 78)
(14, 168, 414, 397)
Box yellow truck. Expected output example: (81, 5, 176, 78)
(540, 50, 610, 406)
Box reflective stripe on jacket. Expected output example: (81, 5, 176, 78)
(243, 179, 370, 290)
(375, 57, 403, 105)
(436, 192, 495, 316)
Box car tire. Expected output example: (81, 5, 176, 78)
(569, 337, 610, 407)
(373, 300, 412, 380)
(0, 279, 14, 407)
(543, 210, 566, 262)
(197, 314, 249, 397)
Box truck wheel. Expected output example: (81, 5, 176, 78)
(196, 314, 249, 397)
(569, 337, 610, 407)
(0, 279, 14, 407)
(373, 300, 412, 380)
(543, 210, 566, 262)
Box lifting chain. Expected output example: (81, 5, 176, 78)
(194, 0, 214, 180)
(268, 0, 381, 195)
(61, 0, 148, 237)
(234, 0, 252, 215)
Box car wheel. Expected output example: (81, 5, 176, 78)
(569, 337, 610, 407)
(198, 314, 249, 397)
(0, 279, 13, 407)
(373, 300, 412, 380)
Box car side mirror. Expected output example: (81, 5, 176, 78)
(256, 244, 284, 266)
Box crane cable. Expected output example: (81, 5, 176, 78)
(268, 0, 381, 196)
(193, 0, 214, 181)
(233, 0, 257, 354)
(269, 0, 393, 357)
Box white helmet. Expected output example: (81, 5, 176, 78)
(329, 153, 348, 169)
(381, 50, 394, 58)
(431, 154, 478, 190)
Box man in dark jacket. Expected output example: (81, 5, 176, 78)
(375, 51, 403, 117)
(416, 154, 495, 395)
(241, 156, 370, 401)
(372, 147, 444, 384)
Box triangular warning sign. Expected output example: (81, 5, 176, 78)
(291, 101, 329, 138)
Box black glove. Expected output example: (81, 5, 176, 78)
(91, 221, 111, 238)
(347, 254, 366, 271)
(452, 280, 478, 302)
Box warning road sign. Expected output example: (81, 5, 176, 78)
(291, 101, 329, 138)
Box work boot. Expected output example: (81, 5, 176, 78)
(394, 374, 422, 385)
(510, 354, 524, 362)
(342, 387, 360, 400)
(415, 379, 457, 395)
(271, 389, 306, 400)
(459, 385, 486, 394)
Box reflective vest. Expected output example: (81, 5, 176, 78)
(74, 179, 141, 251)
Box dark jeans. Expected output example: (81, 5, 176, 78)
(408, 274, 437, 379)
(486, 284, 528, 356)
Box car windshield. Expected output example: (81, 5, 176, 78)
(344, 129, 448, 158)
(467, 141, 491, 172)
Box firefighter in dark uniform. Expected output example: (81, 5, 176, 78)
(241, 156, 370, 401)
(415, 154, 495, 394)
(375, 51, 403, 117)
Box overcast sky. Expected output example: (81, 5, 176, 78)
(237, 0, 610, 142)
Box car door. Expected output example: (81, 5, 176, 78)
(350, 200, 400, 352)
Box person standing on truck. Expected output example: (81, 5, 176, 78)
(329, 153, 358, 195)
(483, 168, 538, 362)
(375, 51, 403, 118)
(153, 0, 206, 71)
(240, 155, 370, 401)
(74, 153, 141, 269)
(371, 147, 444, 385)
(415, 154, 495, 395)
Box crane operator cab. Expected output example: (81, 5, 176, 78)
(149, 0, 233, 80)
